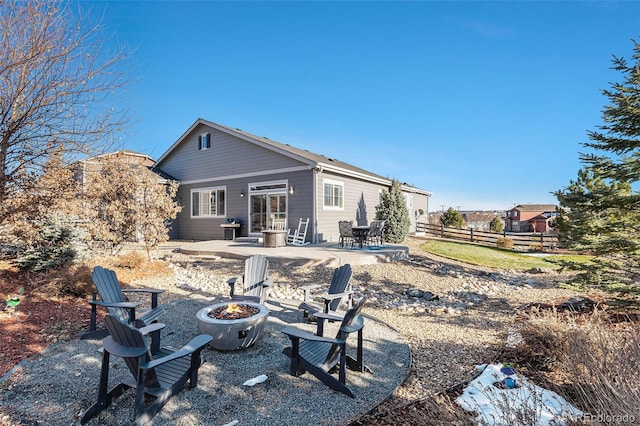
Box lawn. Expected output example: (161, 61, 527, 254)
(419, 239, 592, 270)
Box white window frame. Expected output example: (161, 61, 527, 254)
(199, 133, 211, 150)
(323, 178, 344, 210)
(191, 186, 226, 218)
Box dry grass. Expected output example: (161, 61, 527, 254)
(503, 308, 640, 424)
(415, 307, 640, 425)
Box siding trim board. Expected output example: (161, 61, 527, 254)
(180, 165, 310, 186)
(319, 162, 391, 187)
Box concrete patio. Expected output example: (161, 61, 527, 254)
(177, 239, 409, 267)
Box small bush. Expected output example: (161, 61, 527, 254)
(15, 221, 78, 271)
(112, 251, 146, 269)
(496, 237, 514, 249)
(529, 242, 544, 252)
(34, 264, 94, 298)
(490, 217, 504, 233)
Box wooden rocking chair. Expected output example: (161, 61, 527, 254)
(282, 297, 371, 398)
(227, 254, 273, 305)
(80, 315, 212, 426)
(287, 218, 310, 246)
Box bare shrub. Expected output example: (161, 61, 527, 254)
(513, 309, 640, 423)
(529, 242, 544, 252)
(111, 252, 147, 269)
(496, 237, 514, 249)
(32, 264, 94, 298)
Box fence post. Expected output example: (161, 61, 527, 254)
(440, 224, 444, 238)
(470, 228, 474, 242)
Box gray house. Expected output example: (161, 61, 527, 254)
(153, 118, 431, 243)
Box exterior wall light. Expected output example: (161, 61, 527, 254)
(289, 185, 294, 195)
(240, 191, 245, 198)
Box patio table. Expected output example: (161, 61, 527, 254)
(352, 225, 370, 249)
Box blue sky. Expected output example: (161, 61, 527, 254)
(91, 1, 640, 212)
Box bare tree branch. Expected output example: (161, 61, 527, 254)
(0, 0, 130, 225)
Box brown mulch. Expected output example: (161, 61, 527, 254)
(0, 256, 172, 379)
(0, 265, 90, 379)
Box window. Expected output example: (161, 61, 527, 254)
(198, 133, 211, 150)
(191, 187, 225, 217)
(323, 180, 344, 209)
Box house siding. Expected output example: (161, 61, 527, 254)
(505, 205, 557, 233)
(158, 124, 306, 183)
(315, 172, 383, 242)
(408, 192, 429, 232)
(173, 169, 314, 241)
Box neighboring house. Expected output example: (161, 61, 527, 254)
(462, 211, 505, 231)
(74, 150, 158, 191)
(505, 204, 558, 233)
(153, 118, 431, 243)
(73, 150, 176, 242)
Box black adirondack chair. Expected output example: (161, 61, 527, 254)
(282, 296, 371, 398)
(83, 266, 165, 353)
(227, 254, 273, 305)
(298, 264, 353, 328)
(80, 315, 212, 426)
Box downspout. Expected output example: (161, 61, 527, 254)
(312, 164, 323, 244)
(312, 167, 318, 243)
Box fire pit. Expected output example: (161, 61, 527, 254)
(196, 301, 269, 351)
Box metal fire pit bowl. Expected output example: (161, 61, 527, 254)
(196, 302, 269, 351)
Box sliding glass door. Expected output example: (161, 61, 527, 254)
(248, 181, 287, 233)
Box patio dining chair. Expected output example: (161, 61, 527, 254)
(367, 220, 385, 246)
(338, 221, 354, 248)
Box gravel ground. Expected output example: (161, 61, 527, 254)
(0, 296, 409, 426)
(0, 237, 580, 425)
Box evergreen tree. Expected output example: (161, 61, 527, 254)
(440, 207, 464, 228)
(375, 180, 410, 243)
(489, 217, 504, 234)
(554, 39, 640, 286)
